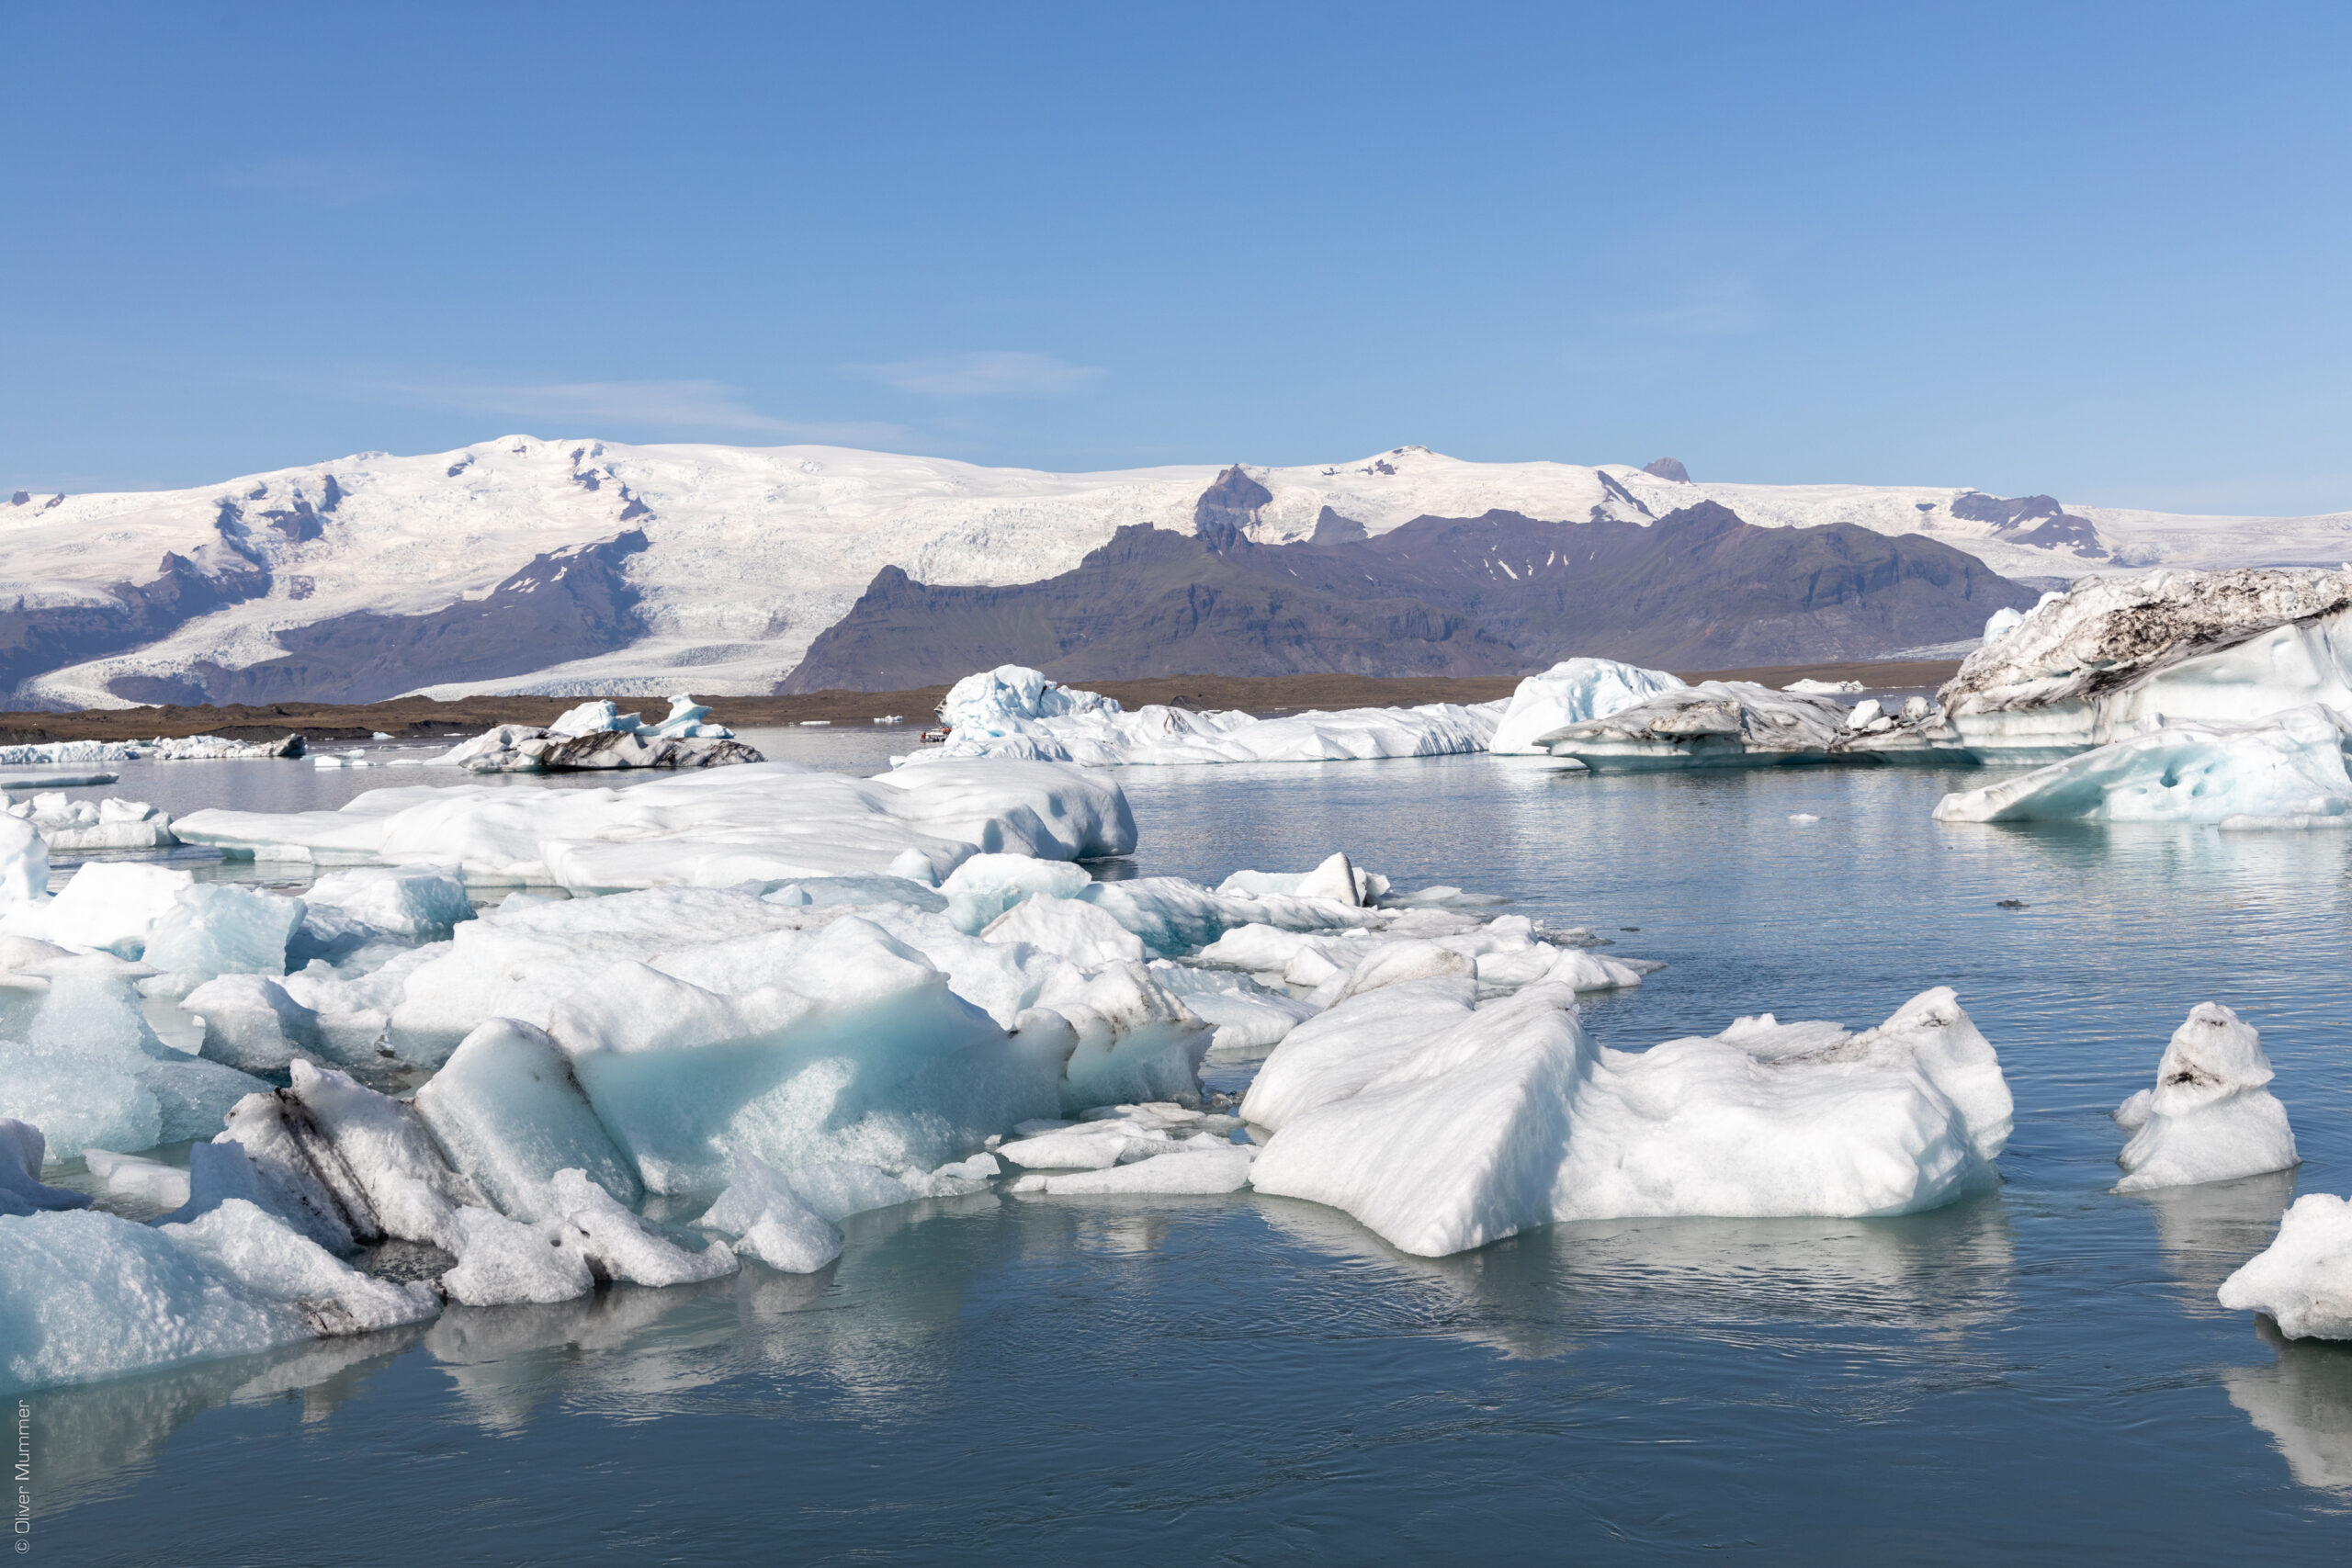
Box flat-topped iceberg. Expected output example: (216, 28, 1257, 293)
(6, 795, 176, 852)
(173, 759, 1138, 888)
(905, 664, 1501, 767)
(1533, 681, 1936, 770)
(2112, 1004, 2298, 1190)
(1939, 568, 2352, 760)
(1932, 706, 2352, 826)
(1249, 986, 2010, 1257)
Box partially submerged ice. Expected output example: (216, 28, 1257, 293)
(905, 664, 1502, 767)
(1487, 659, 1690, 755)
(2220, 1195, 2352, 1340)
(2111, 1004, 2298, 1192)
(1248, 986, 2010, 1257)
(1932, 706, 2352, 827)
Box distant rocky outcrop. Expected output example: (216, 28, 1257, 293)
(1642, 457, 1692, 483)
(1950, 491, 2108, 558)
(780, 498, 2037, 691)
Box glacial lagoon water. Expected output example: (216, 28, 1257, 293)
(19, 739, 2352, 1562)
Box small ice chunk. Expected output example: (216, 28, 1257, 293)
(300, 865, 475, 941)
(438, 1205, 596, 1305)
(1295, 852, 1367, 906)
(546, 1168, 737, 1287)
(2218, 1193, 2352, 1339)
(1845, 698, 1884, 730)
(183, 973, 324, 1072)
(1037, 1145, 1256, 1195)
(0, 815, 48, 905)
(1789, 813, 1821, 824)
(81, 1147, 191, 1210)
(698, 1147, 844, 1274)
(980, 896, 1146, 965)
(41, 863, 195, 957)
(2113, 1003, 2298, 1191)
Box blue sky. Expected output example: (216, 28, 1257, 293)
(6, 1, 2347, 513)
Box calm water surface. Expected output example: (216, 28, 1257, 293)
(22, 747, 2352, 1563)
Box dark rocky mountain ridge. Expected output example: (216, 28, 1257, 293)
(780, 492, 2037, 692)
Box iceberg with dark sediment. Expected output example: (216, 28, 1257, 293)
(1533, 681, 1941, 770)
(2111, 1003, 2298, 1191)
(1938, 568, 2352, 761)
(433, 694, 757, 773)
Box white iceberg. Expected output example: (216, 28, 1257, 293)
(2220, 1194, 2352, 1340)
(160, 1198, 438, 1336)
(907, 664, 1502, 767)
(1486, 659, 1690, 754)
(1931, 706, 2352, 826)
(432, 694, 750, 773)
(2112, 1003, 2299, 1191)
(412, 1019, 643, 1221)
(1249, 986, 2010, 1257)
(1782, 678, 1866, 694)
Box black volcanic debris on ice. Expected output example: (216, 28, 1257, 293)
(781, 475, 2038, 692)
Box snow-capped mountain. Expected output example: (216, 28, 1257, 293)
(4, 437, 2346, 707)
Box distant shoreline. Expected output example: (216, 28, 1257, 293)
(0, 660, 1962, 745)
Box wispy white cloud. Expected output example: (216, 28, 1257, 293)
(1607, 274, 1768, 337)
(854, 351, 1102, 398)
(220, 154, 405, 208)
(374, 378, 908, 445)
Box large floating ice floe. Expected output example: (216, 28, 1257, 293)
(1938, 568, 2352, 760)
(1247, 986, 2010, 1256)
(6, 793, 177, 852)
(2111, 1004, 2298, 1191)
(2220, 1195, 2352, 1340)
(0, 735, 304, 767)
(1931, 706, 2352, 827)
(173, 758, 1137, 887)
(904, 665, 1504, 768)
(1533, 681, 1940, 770)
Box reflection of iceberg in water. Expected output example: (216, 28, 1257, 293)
(2225, 1320, 2352, 1494)
(2132, 1168, 2299, 1309)
(427, 1272, 748, 1436)
(36, 1326, 425, 1506)
(2133, 1170, 2352, 1495)
(1254, 1189, 2017, 1362)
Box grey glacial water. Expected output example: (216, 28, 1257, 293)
(21, 742, 2352, 1562)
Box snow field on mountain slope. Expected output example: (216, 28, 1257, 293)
(18, 437, 2346, 705)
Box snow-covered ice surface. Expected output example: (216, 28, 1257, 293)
(11, 438, 2344, 708)
(909, 664, 1501, 767)
(16, 750, 2352, 1558)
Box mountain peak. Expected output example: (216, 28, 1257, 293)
(1642, 457, 1692, 483)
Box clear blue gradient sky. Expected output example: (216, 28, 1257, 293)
(5, 2, 2346, 513)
